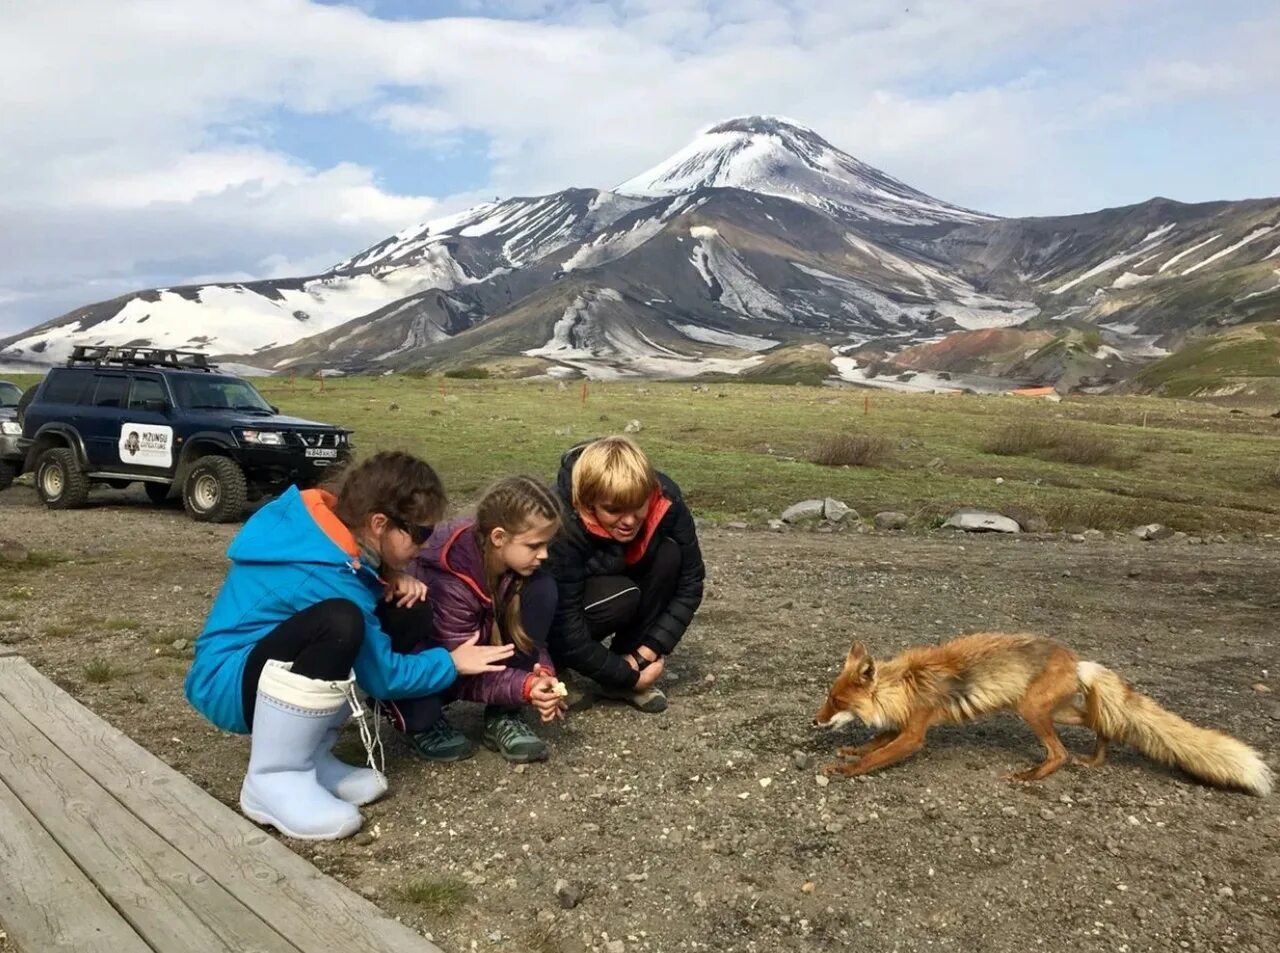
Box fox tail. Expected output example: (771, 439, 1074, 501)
(1076, 661, 1272, 796)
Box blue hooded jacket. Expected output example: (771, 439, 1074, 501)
(184, 485, 456, 733)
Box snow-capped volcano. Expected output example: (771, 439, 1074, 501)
(616, 116, 992, 226)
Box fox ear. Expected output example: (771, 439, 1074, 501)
(858, 657, 876, 682)
(845, 639, 867, 662)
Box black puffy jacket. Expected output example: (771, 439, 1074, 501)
(545, 444, 705, 687)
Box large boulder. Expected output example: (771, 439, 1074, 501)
(1132, 523, 1175, 541)
(781, 499, 825, 523)
(943, 508, 1021, 534)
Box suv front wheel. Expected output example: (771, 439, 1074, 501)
(183, 456, 247, 523)
(35, 447, 91, 509)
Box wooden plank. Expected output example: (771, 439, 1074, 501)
(0, 658, 442, 953)
(0, 775, 152, 953)
(0, 694, 300, 953)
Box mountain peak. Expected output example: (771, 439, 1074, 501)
(616, 115, 991, 226)
(703, 115, 823, 138)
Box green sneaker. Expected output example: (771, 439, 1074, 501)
(405, 717, 474, 762)
(483, 707, 548, 763)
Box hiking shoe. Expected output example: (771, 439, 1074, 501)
(483, 707, 548, 763)
(598, 685, 669, 714)
(405, 717, 473, 762)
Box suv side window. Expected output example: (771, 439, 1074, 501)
(40, 369, 91, 405)
(91, 374, 130, 409)
(128, 376, 167, 410)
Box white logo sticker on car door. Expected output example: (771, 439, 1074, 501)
(119, 423, 173, 468)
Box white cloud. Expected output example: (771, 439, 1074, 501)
(1, 0, 1277, 334)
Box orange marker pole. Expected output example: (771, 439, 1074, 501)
(581, 381, 588, 405)
(864, 395, 869, 415)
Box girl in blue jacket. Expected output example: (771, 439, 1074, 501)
(185, 450, 512, 840)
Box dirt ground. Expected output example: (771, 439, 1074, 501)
(1, 485, 1277, 953)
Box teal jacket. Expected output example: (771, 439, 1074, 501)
(184, 486, 456, 733)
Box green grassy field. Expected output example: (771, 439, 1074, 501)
(6, 372, 1279, 532)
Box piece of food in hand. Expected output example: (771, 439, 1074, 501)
(551, 680, 569, 698)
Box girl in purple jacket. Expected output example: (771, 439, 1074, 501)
(379, 475, 567, 763)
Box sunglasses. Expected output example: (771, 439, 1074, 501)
(387, 514, 432, 546)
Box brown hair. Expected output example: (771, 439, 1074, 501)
(476, 475, 562, 655)
(570, 435, 656, 511)
(328, 450, 447, 530)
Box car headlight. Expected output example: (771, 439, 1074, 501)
(239, 429, 286, 446)
(0, 420, 21, 435)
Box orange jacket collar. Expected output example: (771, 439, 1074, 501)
(301, 488, 360, 559)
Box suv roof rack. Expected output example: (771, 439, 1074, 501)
(67, 345, 217, 372)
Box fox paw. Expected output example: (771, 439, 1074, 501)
(835, 745, 866, 759)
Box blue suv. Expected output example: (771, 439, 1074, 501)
(6, 347, 353, 522)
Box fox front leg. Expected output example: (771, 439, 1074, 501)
(836, 732, 896, 759)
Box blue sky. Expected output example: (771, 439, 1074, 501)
(1, 0, 1277, 334)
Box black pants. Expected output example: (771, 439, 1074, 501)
(377, 571, 558, 732)
(241, 598, 365, 729)
(583, 537, 680, 656)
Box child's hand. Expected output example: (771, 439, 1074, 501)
(384, 572, 428, 608)
(529, 677, 568, 722)
(634, 655, 665, 690)
(451, 633, 515, 675)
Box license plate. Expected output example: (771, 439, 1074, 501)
(305, 448, 338, 459)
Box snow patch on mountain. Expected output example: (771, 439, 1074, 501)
(1157, 233, 1221, 273)
(688, 226, 788, 320)
(671, 323, 778, 351)
(1181, 224, 1278, 275)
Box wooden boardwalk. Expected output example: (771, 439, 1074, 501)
(0, 647, 443, 953)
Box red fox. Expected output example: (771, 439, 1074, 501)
(813, 632, 1272, 796)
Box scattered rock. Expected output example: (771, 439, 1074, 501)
(874, 511, 908, 531)
(353, 831, 375, 847)
(1132, 523, 1174, 541)
(767, 519, 785, 532)
(554, 425, 573, 437)
(725, 522, 748, 531)
(623, 419, 643, 433)
(624, 872, 649, 883)
(554, 879, 583, 909)
(170, 639, 189, 652)
(815, 774, 830, 788)
(943, 508, 1021, 534)
(1000, 505, 1049, 534)
(387, 402, 400, 411)
(823, 498, 853, 523)
(1069, 534, 1086, 543)
(781, 500, 825, 524)
(443, 394, 460, 403)
(925, 457, 946, 471)
(791, 751, 813, 771)
(1083, 529, 1105, 540)
(801, 881, 815, 894)
(1252, 683, 1271, 694)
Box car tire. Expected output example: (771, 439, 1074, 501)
(35, 447, 90, 509)
(144, 481, 176, 505)
(182, 456, 247, 523)
(0, 459, 16, 492)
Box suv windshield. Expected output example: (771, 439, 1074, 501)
(0, 382, 21, 407)
(169, 375, 274, 413)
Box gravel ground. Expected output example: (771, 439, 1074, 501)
(1, 485, 1277, 953)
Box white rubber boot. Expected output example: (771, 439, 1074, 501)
(314, 701, 389, 807)
(239, 661, 362, 840)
